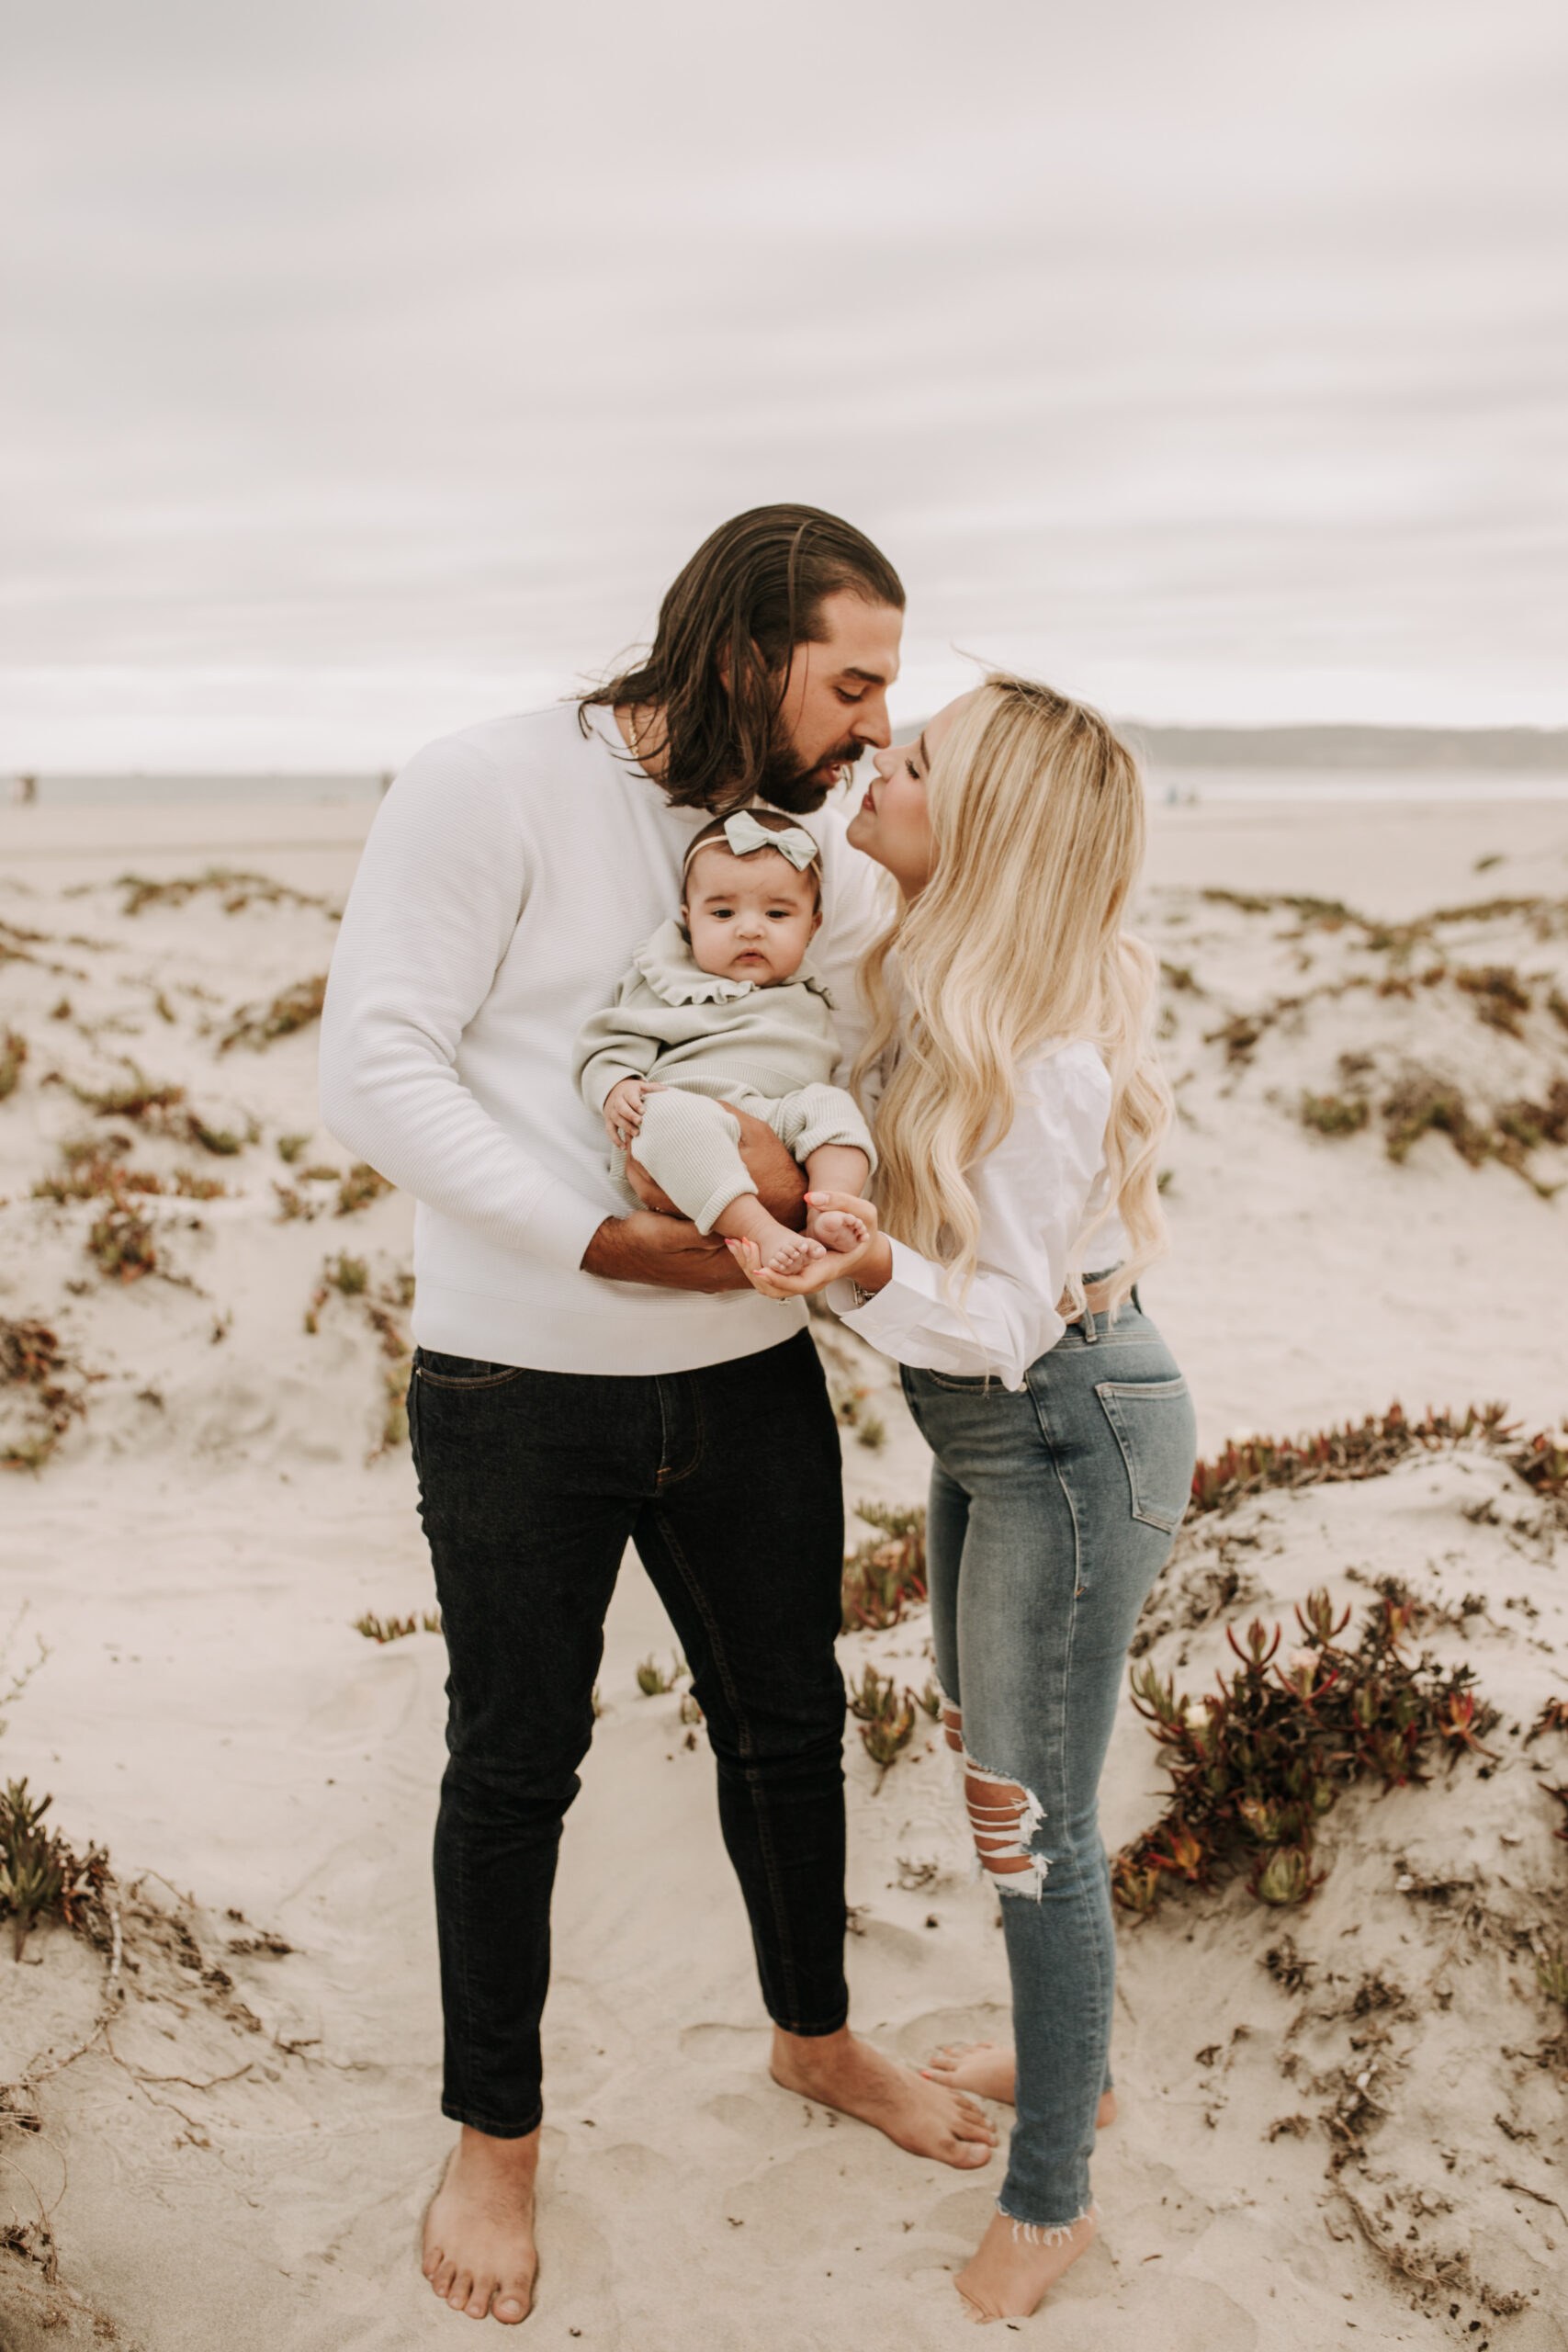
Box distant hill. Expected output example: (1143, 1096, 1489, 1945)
(1125, 725, 1568, 771)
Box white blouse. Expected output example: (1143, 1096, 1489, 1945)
(831, 1038, 1129, 1391)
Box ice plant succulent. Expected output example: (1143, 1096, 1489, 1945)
(1116, 1584, 1499, 1914)
(840, 1502, 928, 1634)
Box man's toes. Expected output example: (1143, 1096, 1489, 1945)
(446, 2268, 474, 2311)
(425, 2249, 456, 2296)
(953, 2108, 998, 2143)
(464, 2275, 497, 2319)
(494, 2290, 530, 2324)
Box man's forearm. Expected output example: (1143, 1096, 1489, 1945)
(737, 1113, 807, 1226)
(580, 1211, 750, 1293)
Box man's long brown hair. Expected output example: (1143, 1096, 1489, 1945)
(579, 504, 904, 813)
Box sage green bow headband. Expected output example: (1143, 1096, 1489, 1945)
(682, 808, 822, 879)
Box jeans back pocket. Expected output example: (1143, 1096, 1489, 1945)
(1094, 1376, 1196, 1533)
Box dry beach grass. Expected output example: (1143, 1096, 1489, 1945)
(0, 790, 1566, 2347)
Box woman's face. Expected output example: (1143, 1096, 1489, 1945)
(845, 693, 972, 896)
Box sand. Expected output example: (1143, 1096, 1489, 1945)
(1, 787, 1565, 2349)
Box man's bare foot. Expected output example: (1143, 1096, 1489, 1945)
(806, 1206, 868, 1254)
(770, 2025, 998, 2168)
(717, 1196, 826, 1273)
(955, 2204, 1099, 2322)
(920, 2043, 1118, 2129)
(422, 2125, 539, 2325)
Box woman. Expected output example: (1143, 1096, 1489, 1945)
(728, 676, 1196, 2324)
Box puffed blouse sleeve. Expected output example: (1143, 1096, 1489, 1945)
(830, 1042, 1114, 1389)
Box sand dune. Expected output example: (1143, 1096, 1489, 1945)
(1, 793, 1565, 2347)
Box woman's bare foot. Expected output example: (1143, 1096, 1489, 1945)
(955, 2204, 1099, 2322)
(919, 2044, 1118, 2129)
(422, 2125, 539, 2325)
(770, 2025, 998, 2167)
(717, 1195, 827, 1274)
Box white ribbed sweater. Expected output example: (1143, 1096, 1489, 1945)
(319, 702, 891, 1374)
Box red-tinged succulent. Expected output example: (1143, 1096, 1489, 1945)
(1227, 1619, 1282, 1674)
(1114, 1581, 1501, 1917)
(1111, 1856, 1161, 1915)
(1147, 1821, 1209, 1884)
(1250, 1845, 1320, 1907)
(1184, 1399, 1556, 1521)
(1436, 1688, 1500, 1764)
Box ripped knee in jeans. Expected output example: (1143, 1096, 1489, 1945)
(940, 1696, 1048, 1900)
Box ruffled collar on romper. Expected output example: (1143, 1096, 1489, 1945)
(631, 919, 836, 1010)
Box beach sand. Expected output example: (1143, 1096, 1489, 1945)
(1, 790, 1565, 2348)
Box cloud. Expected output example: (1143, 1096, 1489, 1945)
(3, 0, 1565, 759)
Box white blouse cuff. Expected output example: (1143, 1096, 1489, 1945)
(829, 1237, 943, 1339)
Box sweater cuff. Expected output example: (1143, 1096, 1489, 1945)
(523, 1177, 617, 1272)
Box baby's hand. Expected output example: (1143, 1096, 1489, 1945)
(604, 1079, 649, 1147)
(806, 1206, 869, 1255)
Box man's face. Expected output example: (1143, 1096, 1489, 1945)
(756, 588, 903, 813)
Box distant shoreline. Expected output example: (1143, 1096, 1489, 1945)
(10, 726, 1568, 801)
(1123, 723, 1568, 771)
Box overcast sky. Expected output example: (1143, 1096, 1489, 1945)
(4, 0, 1566, 766)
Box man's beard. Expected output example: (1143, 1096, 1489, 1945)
(754, 733, 864, 814)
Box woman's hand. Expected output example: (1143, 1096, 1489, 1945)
(726, 1192, 889, 1299)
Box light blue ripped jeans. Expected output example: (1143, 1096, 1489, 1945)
(899, 1295, 1196, 2236)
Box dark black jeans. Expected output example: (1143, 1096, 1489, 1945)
(407, 1327, 851, 2138)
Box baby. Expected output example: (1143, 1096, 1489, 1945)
(573, 808, 874, 1273)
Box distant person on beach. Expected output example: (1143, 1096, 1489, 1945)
(574, 805, 875, 1273)
(319, 506, 997, 2330)
(730, 676, 1197, 2324)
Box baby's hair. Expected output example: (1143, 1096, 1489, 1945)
(681, 808, 824, 906)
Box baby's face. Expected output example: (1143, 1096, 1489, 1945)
(682, 844, 821, 986)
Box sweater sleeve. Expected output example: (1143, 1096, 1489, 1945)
(319, 736, 610, 1272)
(829, 1048, 1113, 1388)
(572, 987, 665, 1112)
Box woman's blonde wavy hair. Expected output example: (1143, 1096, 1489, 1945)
(852, 674, 1171, 1319)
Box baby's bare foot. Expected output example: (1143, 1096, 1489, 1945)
(422, 2125, 538, 2324)
(767, 1231, 827, 1273)
(717, 1196, 825, 1272)
(956, 2205, 1099, 2322)
(807, 1208, 868, 1255)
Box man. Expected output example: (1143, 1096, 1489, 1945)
(320, 505, 995, 2329)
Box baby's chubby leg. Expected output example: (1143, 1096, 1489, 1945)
(635, 1088, 824, 1272)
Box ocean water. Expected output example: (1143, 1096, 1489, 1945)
(8, 765, 1568, 809)
(1144, 766, 1568, 805)
(7, 773, 387, 807)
